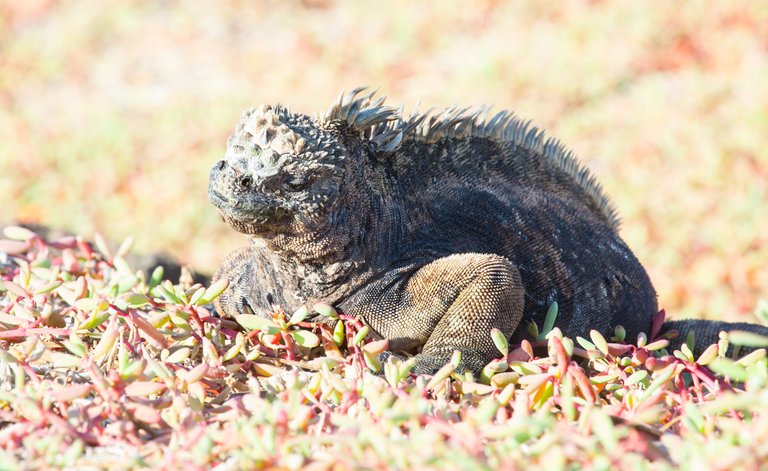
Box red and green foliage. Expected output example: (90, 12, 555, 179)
(1, 227, 767, 469)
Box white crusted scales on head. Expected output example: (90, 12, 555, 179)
(318, 87, 619, 229)
(240, 105, 306, 156)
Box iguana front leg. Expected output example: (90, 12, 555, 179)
(213, 247, 291, 318)
(348, 253, 525, 375)
(213, 247, 260, 317)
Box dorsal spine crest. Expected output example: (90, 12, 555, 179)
(320, 87, 619, 229)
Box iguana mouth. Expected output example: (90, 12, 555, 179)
(209, 187, 292, 234)
(208, 189, 230, 207)
(209, 187, 266, 215)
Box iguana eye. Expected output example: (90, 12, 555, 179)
(238, 175, 253, 189)
(284, 176, 311, 192)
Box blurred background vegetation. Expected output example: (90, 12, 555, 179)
(1, 0, 766, 323)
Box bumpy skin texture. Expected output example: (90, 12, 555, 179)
(209, 89, 768, 374)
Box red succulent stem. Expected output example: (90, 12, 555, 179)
(75, 237, 94, 260)
(280, 331, 297, 360)
(338, 313, 363, 329)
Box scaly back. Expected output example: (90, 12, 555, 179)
(319, 87, 620, 231)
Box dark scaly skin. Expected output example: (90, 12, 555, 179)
(208, 90, 768, 374)
(659, 320, 768, 356)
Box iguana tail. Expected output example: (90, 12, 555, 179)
(659, 319, 768, 356)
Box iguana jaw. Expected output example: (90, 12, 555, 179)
(208, 161, 292, 235)
(208, 190, 284, 229)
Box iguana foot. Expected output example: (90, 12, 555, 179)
(412, 349, 492, 377)
(398, 253, 525, 375)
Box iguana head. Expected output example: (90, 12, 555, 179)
(208, 106, 347, 236)
(208, 89, 402, 238)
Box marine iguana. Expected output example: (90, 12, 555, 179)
(208, 88, 768, 374)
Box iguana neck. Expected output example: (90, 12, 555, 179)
(267, 208, 360, 264)
(253, 166, 399, 301)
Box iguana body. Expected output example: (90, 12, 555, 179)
(208, 88, 767, 374)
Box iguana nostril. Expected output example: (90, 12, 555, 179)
(238, 175, 253, 189)
(217, 160, 226, 171)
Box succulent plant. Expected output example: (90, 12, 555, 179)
(1, 226, 767, 469)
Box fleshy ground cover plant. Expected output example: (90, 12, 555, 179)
(1, 226, 768, 469)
